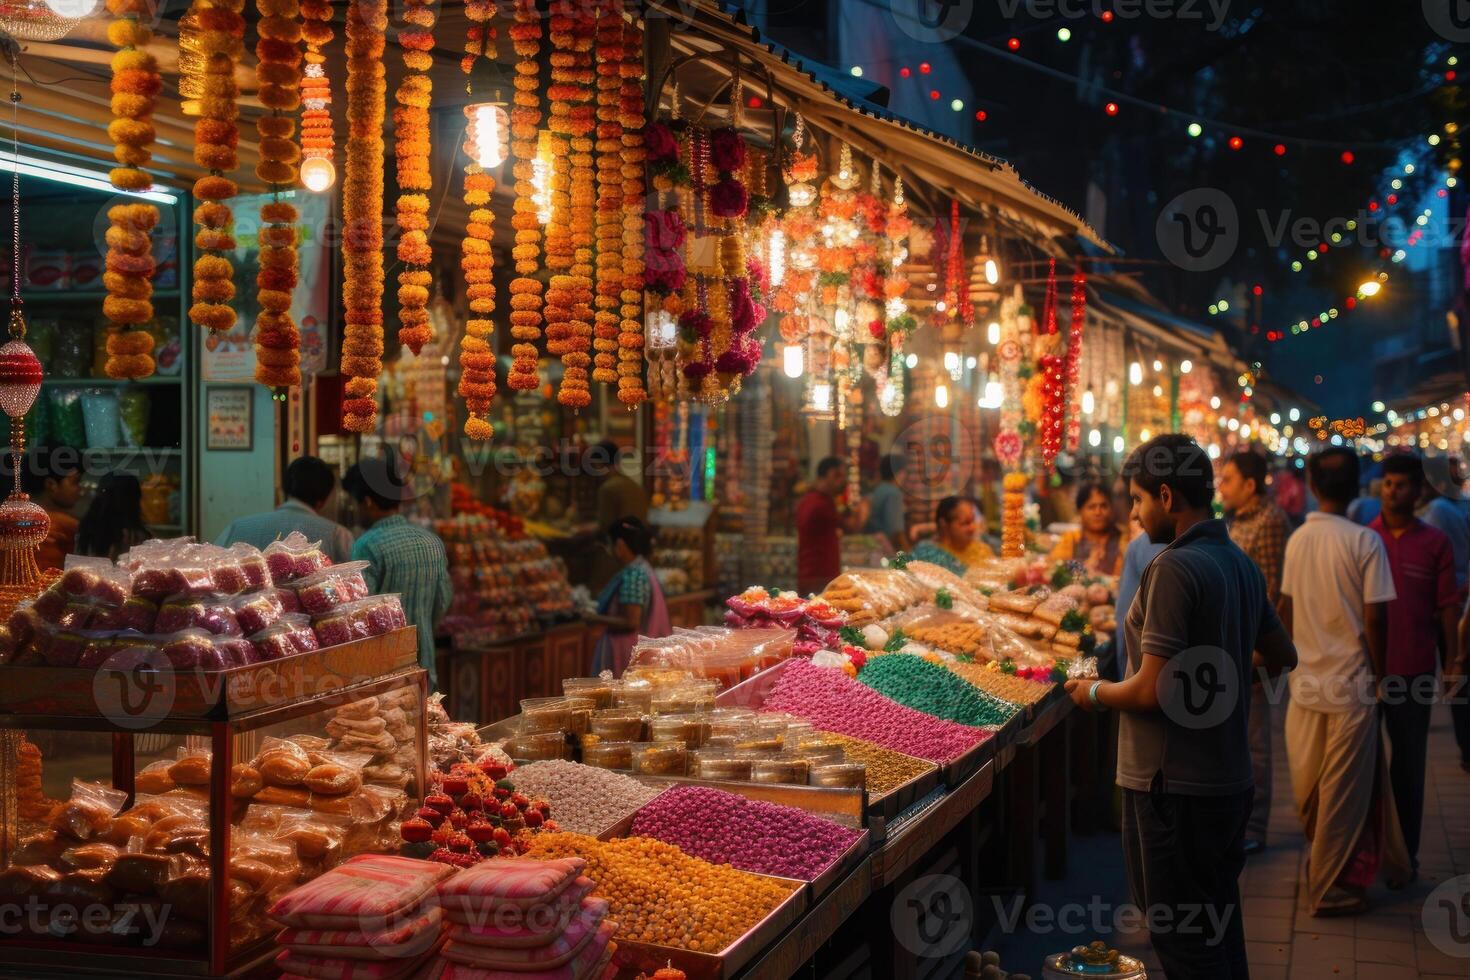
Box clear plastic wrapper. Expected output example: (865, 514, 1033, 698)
(226, 542, 272, 591)
(293, 561, 372, 616)
(311, 593, 406, 647)
(154, 594, 243, 636)
(89, 595, 159, 633)
(263, 531, 332, 583)
(231, 589, 285, 635)
(249, 613, 320, 661)
(57, 560, 131, 607)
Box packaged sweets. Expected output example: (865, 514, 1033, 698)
(293, 562, 371, 616)
(311, 594, 406, 647)
(249, 614, 320, 661)
(154, 595, 243, 636)
(263, 531, 332, 583)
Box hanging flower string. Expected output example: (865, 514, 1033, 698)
(591, 0, 622, 387)
(1064, 265, 1087, 452)
(543, 6, 575, 396)
(456, 0, 496, 440)
(186, 0, 243, 338)
(1037, 258, 1066, 468)
(546, 2, 594, 409)
(506, 0, 543, 391)
(253, 0, 303, 391)
(299, 0, 334, 183)
(102, 0, 160, 380)
(395, 0, 436, 355)
(710, 118, 753, 392)
(644, 108, 685, 405)
(339, 0, 387, 430)
(615, 15, 647, 407)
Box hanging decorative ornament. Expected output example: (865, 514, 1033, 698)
(252, 0, 303, 392)
(1001, 471, 1027, 559)
(615, 14, 647, 407)
(544, 2, 590, 409)
(994, 286, 1026, 469)
(1064, 264, 1087, 452)
(393, 0, 434, 355)
(102, 0, 160, 381)
(0, 53, 47, 587)
(1035, 259, 1066, 468)
(591, 0, 622, 387)
(560, 2, 596, 409)
(186, 0, 243, 338)
(339, 0, 387, 431)
(506, 0, 544, 391)
(643, 94, 685, 407)
(299, 0, 335, 191)
(456, 0, 496, 438)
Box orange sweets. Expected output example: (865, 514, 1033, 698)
(816, 731, 935, 796)
(522, 833, 790, 953)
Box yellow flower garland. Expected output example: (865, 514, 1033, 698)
(506, 0, 543, 392)
(616, 17, 647, 406)
(253, 0, 303, 390)
(457, 0, 495, 439)
(395, 0, 435, 355)
(186, 0, 243, 337)
(339, 0, 387, 431)
(103, 0, 159, 380)
(591, 0, 622, 386)
(550, 4, 594, 409)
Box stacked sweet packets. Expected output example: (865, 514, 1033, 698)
(429, 857, 617, 979)
(269, 854, 454, 980)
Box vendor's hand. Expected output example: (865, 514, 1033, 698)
(1065, 678, 1096, 712)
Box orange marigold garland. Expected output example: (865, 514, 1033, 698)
(340, 0, 388, 431)
(253, 0, 303, 390)
(299, 0, 334, 184)
(543, 6, 574, 397)
(395, 0, 436, 355)
(103, 0, 160, 380)
(186, 0, 243, 337)
(506, 0, 543, 391)
(555, 3, 595, 409)
(616, 16, 646, 407)
(590, 0, 622, 386)
(457, 0, 497, 440)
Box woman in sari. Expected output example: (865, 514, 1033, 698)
(911, 496, 994, 576)
(591, 517, 670, 677)
(1049, 481, 1124, 577)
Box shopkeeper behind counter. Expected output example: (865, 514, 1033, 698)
(911, 496, 994, 575)
(343, 456, 452, 689)
(796, 457, 867, 596)
(592, 517, 670, 676)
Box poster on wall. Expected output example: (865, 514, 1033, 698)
(203, 192, 331, 381)
(206, 387, 254, 450)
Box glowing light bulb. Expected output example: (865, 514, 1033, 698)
(1082, 390, 1095, 415)
(934, 384, 949, 409)
(1179, 359, 1192, 374)
(1129, 362, 1142, 385)
(1187, 122, 1202, 137)
(905, 353, 918, 369)
(42, 0, 97, 15)
(768, 229, 786, 287)
(987, 321, 1000, 345)
(1151, 359, 1163, 373)
(1112, 436, 1124, 454)
(979, 380, 1003, 408)
(300, 156, 336, 193)
(782, 344, 804, 379)
(1357, 280, 1381, 298)
(984, 258, 999, 285)
(464, 103, 509, 168)
(1088, 429, 1101, 447)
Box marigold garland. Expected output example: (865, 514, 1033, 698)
(506, 0, 544, 391)
(103, 0, 159, 380)
(616, 16, 647, 406)
(299, 0, 334, 180)
(186, 0, 243, 338)
(339, 0, 388, 431)
(590, 0, 622, 387)
(252, 0, 303, 390)
(456, 1, 496, 438)
(547, 2, 595, 410)
(395, 0, 435, 355)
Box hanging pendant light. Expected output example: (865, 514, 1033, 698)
(463, 101, 509, 169)
(0, 0, 97, 40)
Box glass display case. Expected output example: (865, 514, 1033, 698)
(0, 628, 425, 977)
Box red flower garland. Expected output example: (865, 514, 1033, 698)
(395, 0, 436, 355)
(339, 0, 387, 431)
(1064, 266, 1087, 451)
(506, 0, 544, 391)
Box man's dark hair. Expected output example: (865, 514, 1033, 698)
(18, 446, 80, 499)
(879, 453, 906, 481)
(816, 456, 845, 479)
(1074, 480, 1109, 513)
(284, 456, 337, 509)
(1307, 447, 1359, 506)
(591, 440, 623, 476)
(1122, 434, 1214, 509)
(343, 456, 409, 511)
(1380, 452, 1424, 487)
(1226, 450, 1270, 496)
(608, 516, 653, 557)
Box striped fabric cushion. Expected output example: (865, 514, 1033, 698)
(276, 907, 444, 961)
(269, 855, 454, 930)
(437, 858, 584, 911)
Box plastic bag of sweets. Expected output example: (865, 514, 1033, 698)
(58, 560, 131, 607)
(263, 532, 331, 584)
(250, 615, 320, 661)
(227, 543, 272, 591)
(128, 544, 216, 600)
(232, 589, 285, 636)
(90, 595, 159, 633)
(155, 594, 244, 636)
(291, 562, 371, 616)
(311, 595, 405, 648)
